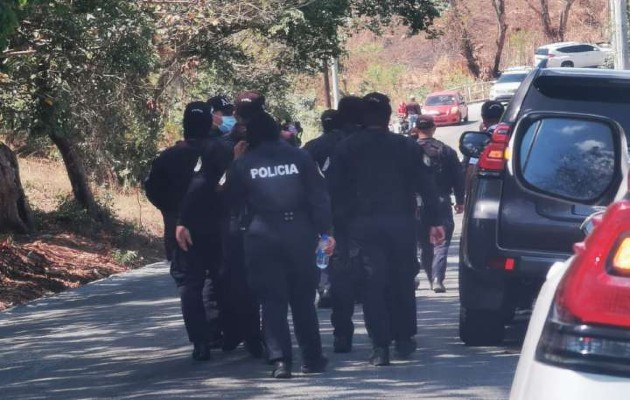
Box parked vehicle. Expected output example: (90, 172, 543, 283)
(534, 42, 610, 68)
(489, 67, 532, 103)
(510, 195, 630, 399)
(458, 67, 630, 346)
(422, 90, 468, 125)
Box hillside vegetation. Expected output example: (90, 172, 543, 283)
(332, 0, 609, 103)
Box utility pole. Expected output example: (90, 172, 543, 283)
(323, 60, 332, 109)
(612, 0, 629, 69)
(331, 57, 340, 109)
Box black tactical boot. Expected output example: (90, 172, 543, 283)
(369, 347, 390, 366)
(192, 342, 211, 361)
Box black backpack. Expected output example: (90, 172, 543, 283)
(418, 138, 447, 176)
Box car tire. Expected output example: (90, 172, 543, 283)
(459, 306, 506, 346)
(464, 114, 469, 123)
(561, 61, 574, 68)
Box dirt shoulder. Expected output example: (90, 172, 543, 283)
(0, 221, 163, 311)
(0, 156, 164, 311)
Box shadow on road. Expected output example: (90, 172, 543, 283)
(0, 233, 526, 399)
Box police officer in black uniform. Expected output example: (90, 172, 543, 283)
(153, 102, 231, 361)
(413, 115, 465, 293)
(328, 92, 446, 366)
(303, 97, 366, 353)
(303, 109, 343, 308)
(329, 96, 367, 353)
(226, 110, 334, 379)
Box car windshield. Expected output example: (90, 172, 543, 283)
(497, 73, 528, 84)
(425, 95, 456, 106)
(535, 48, 549, 55)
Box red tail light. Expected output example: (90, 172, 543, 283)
(478, 123, 511, 171)
(555, 200, 630, 328)
(536, 200, 630, 376)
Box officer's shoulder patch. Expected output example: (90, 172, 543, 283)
(423, 154, 432, 167)
(194, 156, 203, 172)
(322, 156, 331, 172)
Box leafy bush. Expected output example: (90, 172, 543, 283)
(111, 249, 139, 266)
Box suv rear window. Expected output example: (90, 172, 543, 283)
(535, 48, 549, 55)
(519, 118, 616, 201)
(513, 74, 630, 144)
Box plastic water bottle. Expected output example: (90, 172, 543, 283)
(316, 234, 330, 270)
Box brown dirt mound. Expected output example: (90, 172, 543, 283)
(0, 235, 129, 311)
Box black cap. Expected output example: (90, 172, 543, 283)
(207, 95, 234, 114)
(416, 115, 436, 130)
(321, 109, 341, 132)
(183, 101, 212, 139)
(362, 92, 392, 127)
(481, 100, 505, 119)
(235, 90, 265, 120)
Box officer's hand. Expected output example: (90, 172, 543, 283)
(430, 226, 446, 246)
(233, 140, 249, 159)
(325, 236, 336, 256)
(176, 225, 193, 252)
(454, 204, 464, 214)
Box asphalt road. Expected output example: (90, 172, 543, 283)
(0, 103, 526, 400)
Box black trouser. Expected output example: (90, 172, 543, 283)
(244, 215, 322, 365)
(220, 216, 261, 345)
(162, 212, 178, 261)
(349, 215, 418, 348)
(329, 229, 365, 340)
(171, 232, 222, 344)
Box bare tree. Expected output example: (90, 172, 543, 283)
(491, 0, 508, 77)
(449, 0, 482, 78)
(527, 0, 577, 41)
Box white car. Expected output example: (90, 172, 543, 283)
(534, 42, 610, 68)
(489, 67, 532, 103)
(510, 199, 630, 400)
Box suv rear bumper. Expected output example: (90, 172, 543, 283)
(460, 177, 570, 310)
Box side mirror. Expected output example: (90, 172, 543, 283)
(459, 131, 490, 159)
(512, 113, 625, 205)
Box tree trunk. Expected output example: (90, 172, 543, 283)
(492, 0, 508, 78)
(450, 1, 482, 78)
(558, 0, 576, 42)
(47, 132, 104, 221)
(0, 143, 34, 234)
(539, 0, 556, 40)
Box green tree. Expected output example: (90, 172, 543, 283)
(1, 0, 158, 218)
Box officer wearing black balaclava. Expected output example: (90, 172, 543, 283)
(226, 110, 334, 379)
(154, 102, 231, 362)
(328, 92, 446, 367)
(304, 97, 365, 354)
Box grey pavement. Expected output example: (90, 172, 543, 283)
(0, 105, 526, 399)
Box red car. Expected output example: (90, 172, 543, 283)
(422, 90, 469, 125)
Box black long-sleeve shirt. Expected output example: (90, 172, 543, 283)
(174, 138, 232, 233)
(226, 140, 332, 235)
(417, 137, 465, 206)
(144, 139, 213, 215)
(328, 127, 444, 227)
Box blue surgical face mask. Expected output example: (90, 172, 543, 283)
(219, 116, 236, 134)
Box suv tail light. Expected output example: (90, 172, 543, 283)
(478, 123, 512, 171)
(536, 200, 630, 377)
